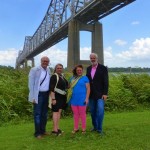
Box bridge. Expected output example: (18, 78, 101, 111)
(16, 0, 135, 69)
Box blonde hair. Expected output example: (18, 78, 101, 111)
(54, 63, 63, 73)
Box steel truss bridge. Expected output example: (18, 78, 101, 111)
(16, 0, 135, 68)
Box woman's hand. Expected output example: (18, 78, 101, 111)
(84, 98, 89, 105)
(52, 99, 56, 105)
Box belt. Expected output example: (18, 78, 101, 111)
(39, 91, 49, 94)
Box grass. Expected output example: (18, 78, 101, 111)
(0, 110, 150, 150)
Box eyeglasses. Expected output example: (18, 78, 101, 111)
(42, 60, 49, 62)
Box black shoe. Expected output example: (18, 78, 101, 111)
(97, 130, 105, 136)
(51, 131, 58, 135)
(90, 128, 97, 132)
(51, 131, 61, 136)
(58, 129, 64, 134)
(72, 129, 79, 134)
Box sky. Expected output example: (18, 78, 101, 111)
(0, 0, 150, 68)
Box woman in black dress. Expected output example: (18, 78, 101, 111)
(50, 63, 68, 136)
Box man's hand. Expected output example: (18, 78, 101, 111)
(102, 95, 108, 101)
(32, 99, 36, 104)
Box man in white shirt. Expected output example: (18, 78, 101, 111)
(28, 56, 51, 139)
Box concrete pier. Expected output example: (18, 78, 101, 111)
(67, 20, 103, 70)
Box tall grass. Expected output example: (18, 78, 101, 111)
(0, 67, 150, 124)
(0, 68, 31, 124)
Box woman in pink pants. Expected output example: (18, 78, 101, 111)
(69, 65, 90, 134)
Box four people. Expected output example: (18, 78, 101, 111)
(28, 52, 108, 138)
(49, 63, 68, 136)
(28, 56, 51, 139)
(86, 53, 109, 134)
(69, 65, 90, 134)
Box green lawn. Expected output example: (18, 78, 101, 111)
(0, 111, 150, 150)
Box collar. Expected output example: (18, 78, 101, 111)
(40, 66, 47, 71)
(92, 64, 98, 69)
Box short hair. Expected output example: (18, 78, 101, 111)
(72, 64, 83, 76)
(90, 53, 98, 59)
(41, 56, 49, 62)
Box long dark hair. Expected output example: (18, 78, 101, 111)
(72, 64, 83, 77)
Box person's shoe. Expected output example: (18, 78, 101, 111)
(57, 132, 62, 136)
(51, 131, 58, 135)
(36, 135, 43, 139)
(81, 130, 86, 134)
(42, 132, 50, 136)
(51, 131, 61, 136)
(97, 130, 105, 136)
(72, 129, 79, 134)
(58, 129, 64, 134)
(90, 128, 97, 132)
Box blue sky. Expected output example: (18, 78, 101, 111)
(0, 0, 150, 68)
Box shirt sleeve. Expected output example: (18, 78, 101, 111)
(84, 76, 90, 83)
(49, 75, 57, 92)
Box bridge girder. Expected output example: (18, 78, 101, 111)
(16, 0, 135, 67)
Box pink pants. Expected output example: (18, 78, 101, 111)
(71, 105, 86, 131)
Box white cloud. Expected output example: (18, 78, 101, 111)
(114, 39, 127, 46)
(34, 46, 92, 68)
(0, 48, 18, 67)
(131, 21, 140, 25)
(104, 47, 113, 60)
(80, 47, 91, 60)
(34, 46, 67, 68)
(116, 38, 150, 60)
(105, 38, 150, 67)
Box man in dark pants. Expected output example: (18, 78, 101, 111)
(86, 53, 108, 134)
(28, 56, 51, 139)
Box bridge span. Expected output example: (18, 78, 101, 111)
(16, 0, 135, 69)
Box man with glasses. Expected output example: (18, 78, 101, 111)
(28, 56, 51, 139)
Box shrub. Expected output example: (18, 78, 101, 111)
(122, 74, 150, 103)
(0, 68, 32, 124)
(105, 74, 137, 111)
(0, 67, 149, 124)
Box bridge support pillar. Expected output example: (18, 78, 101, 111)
(67, 20, 80, 70)
(31, 58, 35, 67)
(67, 20, 104, 70)
(92, 22, 104, 64)
(16, 58, 35, 69)
(25, 59, 28, 68)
